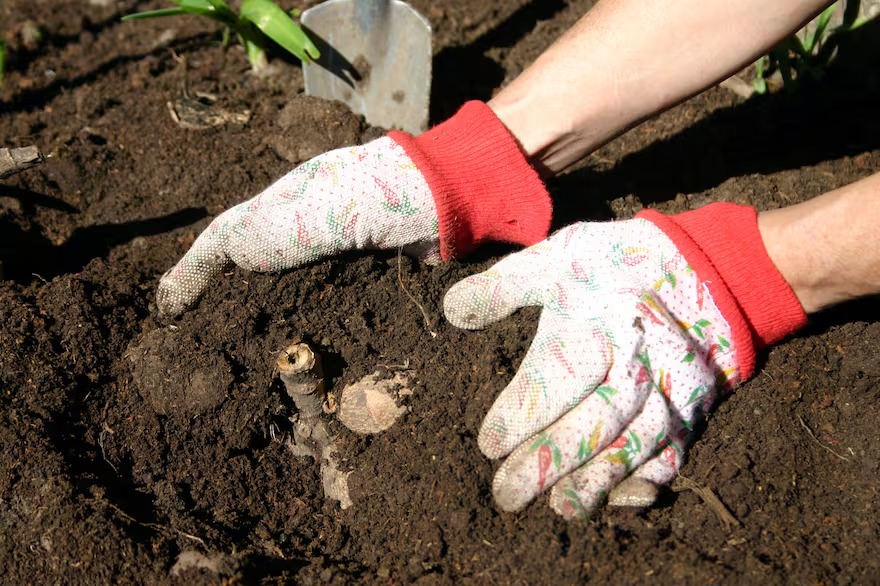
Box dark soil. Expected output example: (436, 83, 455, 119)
(2, 0, 879, 583)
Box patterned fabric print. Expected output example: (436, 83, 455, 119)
(156, 137, 439, 317)
(443, 219, 739, 517)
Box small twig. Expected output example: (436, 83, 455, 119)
(397, 248, 437, 338)
(107, 502, 207, 547)
(97, 428, 118, 475)
(797, 415, 850, 461)
(673, 474, 741, 530)
(376, 359, 412, 371)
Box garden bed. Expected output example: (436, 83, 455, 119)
(1, 0, 879, 582)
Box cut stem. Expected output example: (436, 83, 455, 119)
(277, 339, 325, 429)
(277, 339, 351, 508)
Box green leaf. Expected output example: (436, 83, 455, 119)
(753, 56, 768, 94)
(753, 76, 767, 94)
(786, 33, 807, 58)
(122, 7, 188, 20)
(199, 0, 237, 22)
(123, 0, 234, 22)
(122, 0, 317, 69)
(805, 3, 838, 54)
(240, 0, 320, 63)
(243, 36, 269, 70)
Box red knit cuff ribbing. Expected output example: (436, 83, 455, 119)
(638, 204, 807, 380)
(389, 101, 552, 259)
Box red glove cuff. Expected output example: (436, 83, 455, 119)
(389, 101, 552, 259)
(638, 203, 807, 380)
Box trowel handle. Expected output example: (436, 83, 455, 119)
(355, 0, 390, 31)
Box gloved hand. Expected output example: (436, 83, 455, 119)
(443, 203, 807, 519)
(156, 102, 551, 317)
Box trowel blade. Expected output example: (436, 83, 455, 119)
(302, 0, 431, 134)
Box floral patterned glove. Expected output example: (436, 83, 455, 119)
(157, 102, 551, 317)
(443, 204, 807, 519)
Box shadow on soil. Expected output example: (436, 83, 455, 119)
(3, 30, 218, 114)
(0, 195, 206, 281)
(430, 0, 567, 121)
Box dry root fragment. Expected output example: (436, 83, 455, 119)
(338, 372, 411, 435)
(323, 391, 338, 414)
(321, 446, 353, 509)
(167, 93, 251, 130)
(0, 146, 46, 180)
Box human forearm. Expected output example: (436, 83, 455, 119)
(759, 172, 880, 314)
(489, 0, 832, 174)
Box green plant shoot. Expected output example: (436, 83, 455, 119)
(752, 0, 869, 94)
(122, 0, 320, 71)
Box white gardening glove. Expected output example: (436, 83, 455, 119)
(444, 204, 808, 519)
(157, 137, 438, 317)
(157, 102, 552, 318)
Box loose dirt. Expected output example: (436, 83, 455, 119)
(1, 0, 879, 583)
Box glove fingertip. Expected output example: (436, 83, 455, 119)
(549, 477, 599, 521)
(442, 279, 498, 330)
(492, 479, 528, 513)
(477, 422, 513, 460)
(156, 273, 191, 319)
(491, 461, 538, 513)
(629, 444, 682, 486)
(607, 477, 660, 508)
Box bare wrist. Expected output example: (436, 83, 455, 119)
(758, 173, 880, 314)
(758, 208, 828, 314)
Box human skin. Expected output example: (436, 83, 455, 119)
(759, 172, 880, 314)
(487, 0, 880, 313)
(488, 0, 833, 174)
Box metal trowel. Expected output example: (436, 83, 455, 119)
(301, 0, 431, 134)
